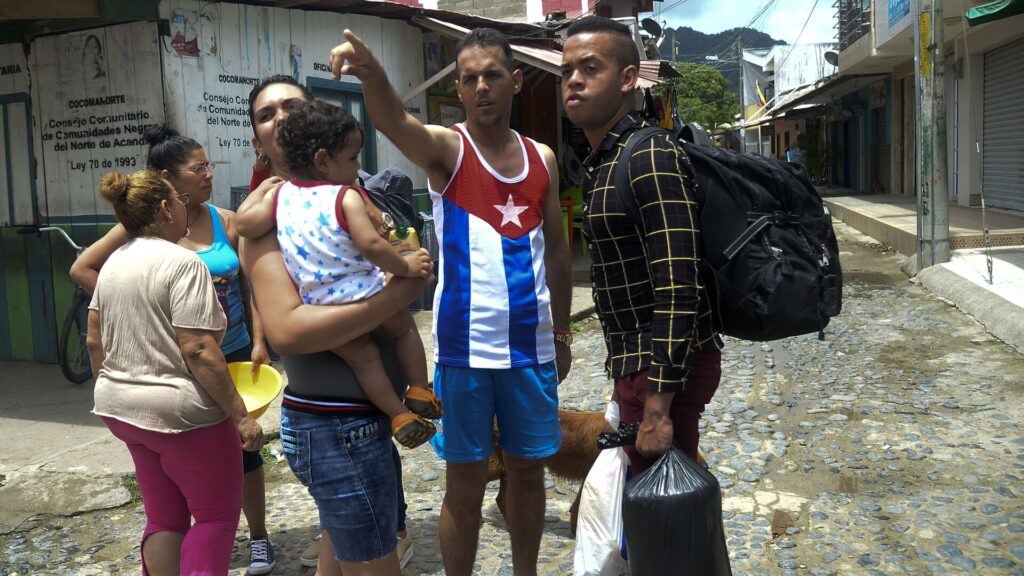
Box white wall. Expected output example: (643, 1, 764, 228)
(774, 43, 837, 96)
(0, 44, 28, 94)
(159, 0, 429, 209)
(874, 0, 912, 48)
(30, 21, 165, 221)
(0, 43, 32, 225)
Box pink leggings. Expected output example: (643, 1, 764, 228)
(103, 417, 242, 575)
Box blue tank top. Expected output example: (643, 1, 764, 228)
(195, 203, 251, 355)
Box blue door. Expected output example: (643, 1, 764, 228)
(306, 78, 377, 174)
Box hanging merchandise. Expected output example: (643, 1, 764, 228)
(641, 88, 658, 123)
(660, 88, 675, 131)
(670, 88, 684, 132)
(622, 446, 732, 576)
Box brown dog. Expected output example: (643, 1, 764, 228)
(486, 409, 708, 536)
(486, 410, 612, 536)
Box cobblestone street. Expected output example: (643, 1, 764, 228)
(3, 221, 1024, 575)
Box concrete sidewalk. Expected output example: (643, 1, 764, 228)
(913, 246, 1024, 355)
(0, 361, 289, 534)
(0, 286, 598, 535)
(824, 194, 1024, 355)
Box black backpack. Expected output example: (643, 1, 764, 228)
(614, 126, 842, 342)
(359, 167, 424, 235)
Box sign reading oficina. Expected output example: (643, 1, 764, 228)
(889, 0, 911, 27)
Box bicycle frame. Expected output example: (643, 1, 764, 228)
(18, 226, 85, 256)
(17, 225, 91, 383)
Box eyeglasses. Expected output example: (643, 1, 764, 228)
(175, 193, 190, 206)
(172, 163, 217, 177)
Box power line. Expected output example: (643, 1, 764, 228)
(708, 0, 780, 56)
(773, 0, 822, 71)
(656, 0, 693, 18)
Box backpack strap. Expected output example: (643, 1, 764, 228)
(611, 126, 667, 225)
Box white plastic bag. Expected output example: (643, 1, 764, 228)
(573, 402, 631, 576)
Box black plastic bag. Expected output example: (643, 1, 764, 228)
(622, 446, 732, 575)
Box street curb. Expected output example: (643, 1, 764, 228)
(914, 264, 1024, 355)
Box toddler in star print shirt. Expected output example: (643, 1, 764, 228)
(236, 99, 440, 448)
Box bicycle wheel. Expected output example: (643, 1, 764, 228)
(59, 288, 92, 384)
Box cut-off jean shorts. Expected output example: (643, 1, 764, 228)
(280, 407, 398, 563)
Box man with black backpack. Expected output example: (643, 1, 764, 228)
(561, 16, 723, 473)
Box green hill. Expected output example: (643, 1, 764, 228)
(658, 26, 786, 93)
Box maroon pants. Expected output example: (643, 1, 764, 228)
(614, 348, 722, 475)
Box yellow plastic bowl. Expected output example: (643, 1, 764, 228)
(228, 362, 283, 419)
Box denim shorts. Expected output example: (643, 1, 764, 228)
(280, 407, 398, 562)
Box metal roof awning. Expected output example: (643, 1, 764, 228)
(966, 0, 1024, 26)
(779, 103, 828, 118)
(774, 73, 889, 114)
(253, 0, 544, 36)
(410, 16, 672, 94)
(413, 17, 559, 74)
(640, 60, 681, 85)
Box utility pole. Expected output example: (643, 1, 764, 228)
(737, 38, 744, 153)
(914, 0, 950, 269)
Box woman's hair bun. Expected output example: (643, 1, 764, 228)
(143, 124, 181, 148)
(99, 171, 129, 203)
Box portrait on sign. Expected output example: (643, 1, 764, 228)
(83, 35, 106, 80)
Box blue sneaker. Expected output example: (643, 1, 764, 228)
(248, 536, 276, 575)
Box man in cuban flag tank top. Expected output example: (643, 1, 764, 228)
(330, 26, 573, 576)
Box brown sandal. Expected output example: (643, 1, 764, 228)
(392, 412, 436, 449)
(405, 386, 443, 419)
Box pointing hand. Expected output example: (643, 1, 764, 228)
(329, 29, 381, 81)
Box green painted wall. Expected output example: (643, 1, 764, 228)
(0, 222, 114, 362)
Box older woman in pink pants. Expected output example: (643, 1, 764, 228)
(86, 169, 264, 576)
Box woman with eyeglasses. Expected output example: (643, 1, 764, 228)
(86, 169, 263, 576)
(71, 125, 280, 574)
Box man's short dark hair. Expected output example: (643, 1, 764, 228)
(565, 16, 640, 71)
(455, 28, 515, 73)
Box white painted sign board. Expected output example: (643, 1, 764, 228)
(30, 21, 165, 221)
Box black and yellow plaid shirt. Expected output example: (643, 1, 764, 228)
(582, 113, 720, 393)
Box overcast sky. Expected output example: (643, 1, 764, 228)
(656, 0, 838, 45)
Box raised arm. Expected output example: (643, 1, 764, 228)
(239, 231, 429, 356)
(70, 224, 132, 295)
(329, 29, 460, 182)
(235, 176, 283, 239)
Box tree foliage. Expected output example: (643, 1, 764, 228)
(657, 62, 739, 131)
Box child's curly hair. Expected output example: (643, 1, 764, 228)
(277, 99, 363, 173)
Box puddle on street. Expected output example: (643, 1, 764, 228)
(843, 270, 902, 285)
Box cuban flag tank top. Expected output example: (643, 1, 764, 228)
(429, 124, 555, 369)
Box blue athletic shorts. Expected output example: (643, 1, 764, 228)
(429, 362, 561, 464)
